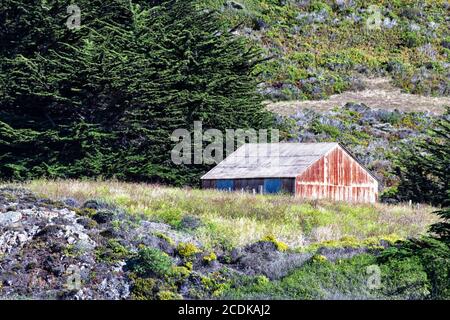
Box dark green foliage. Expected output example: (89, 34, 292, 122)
(222, 237, 449, 300)
(378, 238, 450, 300)
(378, 255, 430, 299)
(394, 110, 450, 245)
(222, 253, 435, 300)
(379, 109, 450, 300)
(395, 112, 450, 206)
(96, 239, 132, 264)
(431, 205, 450, 244)
(0, 0, 274, 184)
(128, 247, 173, 277)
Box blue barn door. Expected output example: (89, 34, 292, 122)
(216, 180, 234, 191)
(264, 179, 282, 194)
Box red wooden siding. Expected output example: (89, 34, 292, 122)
(296, 146, 378, 203)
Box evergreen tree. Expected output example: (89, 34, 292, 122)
(431, 205, 450, 244)
(395, 110, 450, 243)
(395, 112, 450, 206)
(0, 0, 274, 184)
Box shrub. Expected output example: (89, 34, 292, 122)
(154, 232, 175, 246)
(170, 266, 191, 280)
(380, 256, 430, 299)
(200, 272, 232, 297)
(312, 255, 328, 263)
(96, 239, 131, 264)
(223, 254, 378, 300)
(185, 261, 193, 271)
(311, 120, 342, 139)
(403, 31, 424, 48)
(129, 247, 173, 277)
(255, 275, 270, 286)
(177, 242, 201, 258)
(130, 277, 158, 300)
(378, 237, 450, 299)
(261, 234, 289, 252)
(395, 114, 449, 206)
(157, 291, 183, 300)
(203, 252, 218, 264)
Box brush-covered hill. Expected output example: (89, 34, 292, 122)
(204, 0, 450, 101)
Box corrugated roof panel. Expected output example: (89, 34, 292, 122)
(201, 143, 338, 179)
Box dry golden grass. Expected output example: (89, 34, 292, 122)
(267, 77, 450, 116)
(2, 179, 438, 249)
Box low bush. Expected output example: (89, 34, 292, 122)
(128, 247, 173, 278)
(96, 239, 132, 264)
(177, 242, 201, 258)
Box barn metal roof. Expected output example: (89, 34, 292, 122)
(201, 143, 339, 179)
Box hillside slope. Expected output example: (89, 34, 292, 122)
(0, 182, 442, 300)
(205, 0, 450, 101)
(268, 77, 450, 114)
(277, 102, 448, 192)
(0, 181, 442, 300)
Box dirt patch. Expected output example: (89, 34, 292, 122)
(267, 77, 450, 116)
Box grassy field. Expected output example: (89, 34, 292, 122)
(6, 179, 437, 250)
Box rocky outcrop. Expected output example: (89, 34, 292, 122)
(0, 188, 130, 300)
(229, 241, 312, 280)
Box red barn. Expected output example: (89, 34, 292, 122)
(201, 143, 379, 203)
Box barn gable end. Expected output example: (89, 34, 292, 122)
(296, 145, 379, 203)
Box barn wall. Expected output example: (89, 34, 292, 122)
(296, 146, 378, 203)
(202, 178, 295, 194)
(201, 180, 215, 189)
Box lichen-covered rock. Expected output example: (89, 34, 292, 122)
(229, 241, 313, 280)
(0, 188, 221, 300)
(0, 188, 131, 300)
(0, 211, 22, 227)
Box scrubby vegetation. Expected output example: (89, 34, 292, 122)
(1, 182, 446, 300)
(394, 112, 449, 206)
(204, 0, 450, 100)
(280, 103, 448, 189)
(128, 247, 174, 277)
(223, 242, 449, 300)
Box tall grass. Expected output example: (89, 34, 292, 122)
(3, 179, 437, 249)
